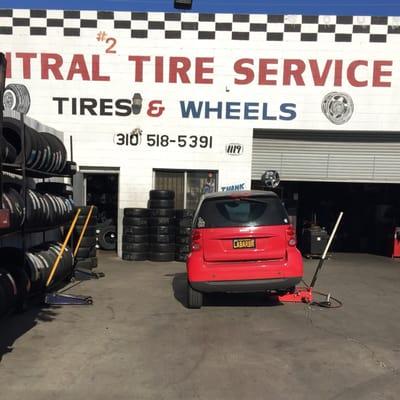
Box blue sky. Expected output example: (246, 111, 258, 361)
(2, 0, 400, 15)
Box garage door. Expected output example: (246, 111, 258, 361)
(252, 129, 400, 183)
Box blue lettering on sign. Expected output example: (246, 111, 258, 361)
(221, 183, 245, 191)
(180, 101, 297, 120)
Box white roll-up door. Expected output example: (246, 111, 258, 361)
(252, 130, 400, 183)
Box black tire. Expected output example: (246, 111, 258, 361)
(147, 252, 175, 262)
(122, 243, 148, 252)
(149, 190, 175, 200)
(122, 252, 147, 261)
(149, 234, 175, 243)
(74, 225, 96, 236)
(148, 216, 175, 226)
(123, 216, 148, 226)
(75, 257, 98, 270)
(177, 217, 193, 228)
(61, 161, 77, 176)
(149, 242, 175, 252)
(124, 208, 148, 217)
(123, 225, 147, 235)
(178, 226, 192, 235)
(76, 246, 96, 258)
(149, 225, 175, 235)
(176, 235, 190, 244)
(148, 208, 175, 217)
(148, 199, 174, 209)
(0, 134, 17, 163)
(122, 234, 149, 243)
(98, 226, 117, 251)
(3, 117, 33, 165)
(187, 282, 203, 309)
(76, 215, 97, 226)
(36, 182, 73, 197)
(78, 236, 97, 247)
(176, 244, 190, 253)
(175, 253, 188, 262)
(175, 209, 195, 218)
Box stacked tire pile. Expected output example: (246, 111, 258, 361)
(175, 209, 194, 262)
(73, 206, 98, 270)
(148, 190, 175, 262)
(0, 244, 74, 317)
(3, 117, 69, 174)
(122, 208, 149, 261)
(1, 181, 74, 233)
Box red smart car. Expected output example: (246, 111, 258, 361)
(186, 190, 303, 308)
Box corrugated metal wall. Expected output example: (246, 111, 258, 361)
(252, 130, 400, 183)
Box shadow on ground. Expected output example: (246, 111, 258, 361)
(0, 304, 60, 363)
(171, 272, 283, 308)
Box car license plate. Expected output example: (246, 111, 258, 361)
(232, 238, 255, 249)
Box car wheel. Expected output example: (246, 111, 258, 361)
(187, 282, 202, 309)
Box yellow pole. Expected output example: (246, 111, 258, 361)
(73, 205, 94, 257)
(46, 208, 81, 288)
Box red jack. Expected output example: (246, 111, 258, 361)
(278, 287, 313, 303)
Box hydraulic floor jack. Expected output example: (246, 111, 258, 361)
(277, 212, 344, 305)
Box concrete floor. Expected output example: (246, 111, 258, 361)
(0, 251, 399, 400)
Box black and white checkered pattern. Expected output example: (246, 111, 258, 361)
(1, 9, 400, 42)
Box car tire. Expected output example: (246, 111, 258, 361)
(149, 190, 175, 200)
(124, 208, 148, 217)
(123, 216, 148, 226)
(148, 216, 174, 226)
(147, 252, 175, 262)
(76, 246, 96, 258)
(123, 225, 147, 235)
(122, 251, 147, 261)
(78, 236, 97, 247)
(149, 234, 175, 243)
(122, 243, 148, 252)
(149, 243, 175, 253)
(148, 199, 174, 209)
(122, 234, 149, 243)
(187, 282, 203, 309)
(98, 226, 117, 251)
(149, 225, 175, 235)
(148, 208, 175, 217)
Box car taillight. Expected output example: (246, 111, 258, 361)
(191, 229, 202, 251)
(286, 225, 297, 247)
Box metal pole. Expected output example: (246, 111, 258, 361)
(310, 211, 344, 288)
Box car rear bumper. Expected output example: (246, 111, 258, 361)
(190, 277, 302, 293)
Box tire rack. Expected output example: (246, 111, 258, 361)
(0, 57, 80, 309)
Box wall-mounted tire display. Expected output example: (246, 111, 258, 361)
(2, 117, 68, 174)
(122, 208, 149, 262)
(24, 243, 74, 293)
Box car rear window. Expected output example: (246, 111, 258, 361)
(195, 196, 289, 228)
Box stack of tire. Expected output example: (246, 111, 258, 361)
(1, 180, 74, 234)
(122, 208, 149, 261)
(0, 244, 74, 317)
(0, 247, 31, 317)
(148, 190, 175, 262)
(24, 242, 74, 292)
(2, 117, 68, 174)
(73, 206, 98, 270)
(175, 209, 194, 262)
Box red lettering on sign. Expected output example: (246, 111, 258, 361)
(347, 60, 368, 87)
(195, 57, 214, 84)
(258, 59, 278, 85)
(155, 56, 163, 83)
(334, 60, 343, 86)
(128, 55, 151, 82)
(283, 60, 305, 86)
(234, 58, 254, 84)
(41, 53, 63, 80)
(16, 52, 37, 79)
(5, 52, 11, 79)
(169, 57, 191, 83)
(309, 59, 332, 86)
(92, 55, 110, 81)
(67, 54, 90, 80)
(373, 60, 392, 87)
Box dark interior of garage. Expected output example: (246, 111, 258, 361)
(252, 180, 400, 256)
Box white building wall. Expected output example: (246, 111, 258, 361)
(1, 10, 400, 255)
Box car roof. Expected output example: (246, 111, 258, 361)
(201, 190, 278, 199)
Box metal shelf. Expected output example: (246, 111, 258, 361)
(2, 163, 73, 179)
